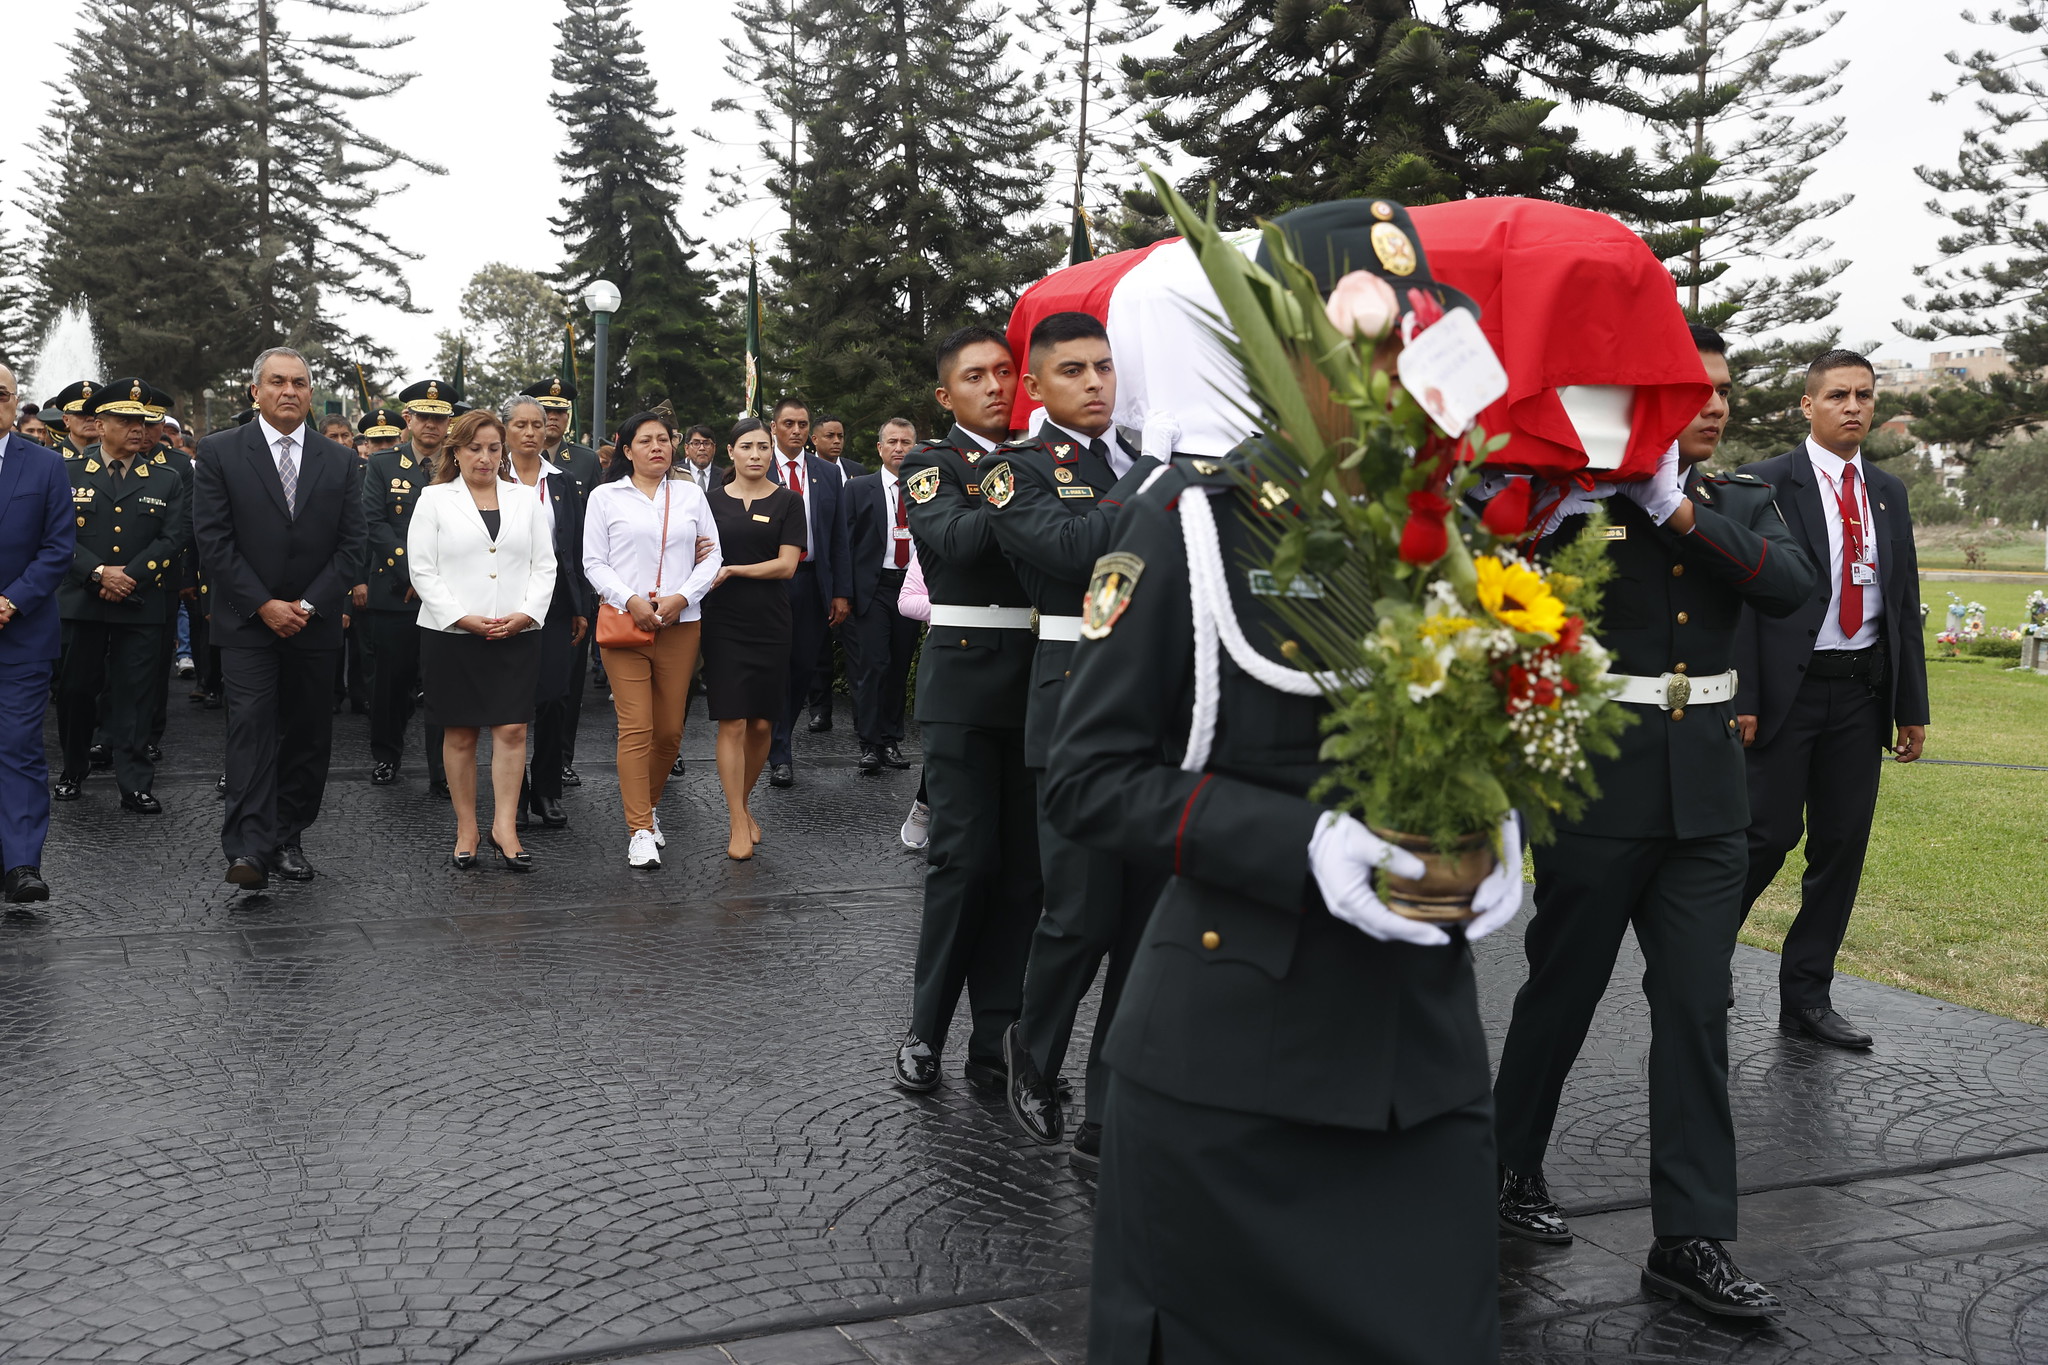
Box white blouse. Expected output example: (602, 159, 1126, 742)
(582, 475, 723, 623)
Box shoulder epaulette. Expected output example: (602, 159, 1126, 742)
(1172, 454, 1241, 487)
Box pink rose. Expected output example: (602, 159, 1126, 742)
(1325, 270, 1399, 341)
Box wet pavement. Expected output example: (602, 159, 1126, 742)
(6, 690, 2048, 1362)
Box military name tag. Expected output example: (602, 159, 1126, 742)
(982, 462, 1015, 508)
(906, 467, 941, 504)
(1246, 570, 1323, 598)
(1601, 525, 1627, 540)
(1083, 552, 1145, 640)
(1057, 486, 1095, 499)
(139, 496, 167, 509)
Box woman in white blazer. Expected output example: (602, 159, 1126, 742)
(406, 409, 557, 871)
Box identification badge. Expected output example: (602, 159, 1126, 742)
(1057, 486, 1095, 499)
(752, 513, 772, 523)
(1395, 309, 1509, 439)
(1851, 562, 1877, 586)
(1601, 525, 1627, 541)
(891, 527, 912, 540)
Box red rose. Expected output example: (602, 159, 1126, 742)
(1482, 478, 1534, 536)
(1398, 488, 1452, 565)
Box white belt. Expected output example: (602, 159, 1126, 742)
(1605, 669, 1737, 709)
(1034, 614, 1084, 642)
(928, 604, 1035, 631)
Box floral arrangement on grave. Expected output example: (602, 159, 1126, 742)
(2025, 591, 2048, 636)
(1149, 174, 1633, 920)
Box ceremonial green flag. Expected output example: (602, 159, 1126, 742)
(451, 341, 467, 404)
(742, 246, 762, 419)
(353, 363, 375, 416)
(560, 322, 579, 440)
(1069, 204, 1095, 266)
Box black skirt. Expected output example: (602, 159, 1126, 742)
(421, 627, 543, 727)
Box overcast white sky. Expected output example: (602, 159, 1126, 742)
(0, 0, 2000, 380)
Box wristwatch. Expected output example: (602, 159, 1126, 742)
(297, 598, 316, 617)
(90, 567, 104, 585)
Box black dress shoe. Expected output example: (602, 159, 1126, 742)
(858, 747, 882, 775)
(892, 1030, 940, 1093)
(1781, 1006, 1873, 1049)
(670, 754, 686, 777)
(487, 835, 534, 873)
(768, 763, 794, 788)
(1069, 1120, 1102, 1173)
(52, 777, 83, 802)
(1642, 1237, 1781, 1318)
(225, 857, 269, 891)
(560, 765, 581, 788)
(145, 743, 162, 763)
(807, 712, 833, 733)
(274, 844, 315, 881)
(451, 850, 478, 870)
(1499, 1166, 1573, 1244)
(530, 795, 568, 828)
(3, 866, 49, 904)
(428, 779, 450, 799)
(203, 692, 222, 710)
(120, 791, 163, 815)
(1002, 1023, 1063, 1145)
(962, 1056, 1007, 1092)
(370, 762, 398, 786)
(215, 773, 227, 797)
(88, 743, 110, 770)
(881, 743, 911, 770)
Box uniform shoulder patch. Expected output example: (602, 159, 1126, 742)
(982, 461, 1016, 508)
(906, 467, 941, 504)
(1082, 552, 1145, 640)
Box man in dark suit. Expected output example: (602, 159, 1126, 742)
(1734, 349, 1929, 1049)
(804, 412, 866, 733)
(0, 363, 76, 903)
(679, 424, 725, 492)
(845, 418, 923, 774)
(192, 348, 366, 890)
(766, 396, 853, 787)
(527, 378, 600, 783)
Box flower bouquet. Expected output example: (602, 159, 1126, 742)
(1149, 174, 1633, 921)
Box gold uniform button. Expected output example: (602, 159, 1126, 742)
(488, 546, 497, 553)
(488, 572, 497, 579)
(1727, 718, 1738, 730)
(110, 546, 120, 554)
(1671, 564, 1684, 577)
(1675, 611, 1690, 625)
(1671, 708, 1686, 721)
(1673, 662, 1687, 674)
(959, 638, 969, 647)
(112, 525, 122, 533)
(395, 547, 404, 556)
(1201, 931, 1221, 950)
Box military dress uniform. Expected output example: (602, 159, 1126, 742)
(1493, 471, 1816, 1256)
(362, 433, 444, 787)
(54, 382, 191, 808)
(1042, 454, 1499, 1364)
(980, 425, 1163, 1146)
(892, 423, 1046, 1088)
(145, 426, 195, 748)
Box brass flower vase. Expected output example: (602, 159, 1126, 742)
(1369, 827, 1495, 924)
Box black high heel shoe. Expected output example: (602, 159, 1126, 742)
(452, 847, 478, 870)
(486, 834, 533, 873)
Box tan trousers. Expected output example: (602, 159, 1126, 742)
(602, 621, 700, 834)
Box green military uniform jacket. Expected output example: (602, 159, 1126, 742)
(1043, 455, 1491, 1131)
(59, 443, 191, 623)
(1545, 470, 1817, 839)
(150, 442, 196, 607)
(362, 442, 434, 613)
(982, 430, 1158, 766)
(545, 441, 602, 494)
(902, 423, 1037, 729)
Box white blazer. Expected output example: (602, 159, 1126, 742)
(406, 480, 557, 633)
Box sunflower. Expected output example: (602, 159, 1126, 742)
(1476, 556, 1568, 638)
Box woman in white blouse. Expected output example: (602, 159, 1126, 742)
(582, 411, 723, 869)
(406, 410, 558, 871)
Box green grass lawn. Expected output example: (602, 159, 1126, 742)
(1736, 577, 2048, 1026)
(1916, 522, 2048, 573)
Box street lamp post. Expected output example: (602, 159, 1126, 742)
(581, 279, 622, 448)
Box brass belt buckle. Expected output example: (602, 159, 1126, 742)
(1664, 672, 1692, 710)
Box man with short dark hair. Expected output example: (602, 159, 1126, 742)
(360, 380, 453, 793)
(805, 412, 868, 730)
(765, 395, 852, 787)
(845, 418, 922, 772)
(680, 424, 721, 491)
(1734, 349, 1929, 1049)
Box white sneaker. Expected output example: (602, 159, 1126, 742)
(174, 656, 195, 678)
(650, 809, 666, 848)
(628, 828, 661, 869)
(900, 799, 931, 851)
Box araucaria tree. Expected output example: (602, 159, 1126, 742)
(720, 0, 1061, 436)
(551, 0, 731, 425)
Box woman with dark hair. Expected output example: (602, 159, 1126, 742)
(407, 409, 558, 870)
(701, 417, 805, 860)
(583, 411, 721, 869)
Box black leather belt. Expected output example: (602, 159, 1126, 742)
(1807, 645, 1880, 681)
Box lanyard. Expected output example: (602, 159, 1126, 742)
(1815, 461, 1873, 565)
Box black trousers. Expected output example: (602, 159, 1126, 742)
(851, 572, 918, 749)
(770, 562, 830, 767)
(336, 619, 370, 710)
(366, 609, 443, 780)
(57, 619, 161, 794)
(809, 618, 860, 724)
(149, 595, 179, 743)
(1494, 827, 1744, 1240)
(219, 643, 338, 862)
(560, 632, 588, 767)
(1740, 673, 1886, 1010)
(910, 720, 1042, 1063)
(1019, 777, 1164, 1119)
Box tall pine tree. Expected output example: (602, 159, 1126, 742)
(1128, 0, 1713, 227)
(551, 0, 731, 425)
(1021, 0, 1161, 261)
(720, 0, 1060, 436)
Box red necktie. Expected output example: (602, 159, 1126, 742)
(785, 458, 803, 498)
(893, 480, 910, 566)
(1835, 464, 1864, 638)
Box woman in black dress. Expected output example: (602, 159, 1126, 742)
(701, 418, 805, 860)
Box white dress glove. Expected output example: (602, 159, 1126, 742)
(1308, 812, 1446, 947)
(1616, 441, 1684, 525)
(1463, 811, 1525, 942)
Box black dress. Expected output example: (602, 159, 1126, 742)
(421, 509, 544, 727)
(701, 485, 806, 721)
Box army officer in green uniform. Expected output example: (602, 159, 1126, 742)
(54, 380, 189, 811)
(1041, 200, 1523, 1363)
(361, 379, 452, 792)
(1491, 323, 1818, 1318)
(44, 380, 102, 461)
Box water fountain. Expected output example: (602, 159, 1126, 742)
(23, 298, 103, 404)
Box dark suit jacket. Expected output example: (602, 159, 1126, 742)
(770, 451, 854, 603)
(193, 420, 366, 651)
(0, 434, 78, 664)
(538, 469, 596, 620)
(815, 455, 866, 487)
(1734, 443, 1929, 748)
(845, 470, 904, 615)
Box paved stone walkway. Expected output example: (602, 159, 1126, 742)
(5, 691, 2047, 1362)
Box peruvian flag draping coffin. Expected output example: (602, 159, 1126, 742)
(1407, 198, 1709, 483)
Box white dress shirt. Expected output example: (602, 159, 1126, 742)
(1805, 436, 1881, 651)
(257, 414, 305, 487)
(583, 474, 722, 622)
(406, 480, 557, 633)
(1043, 418, 1137, 478)
(509, 458, 561, 537)
(777, 449, 817, 562)
(683, 459, 719, 491)
(876, 468, 913, 570)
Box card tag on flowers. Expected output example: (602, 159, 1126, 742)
(1397, 310, 1509, 438)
